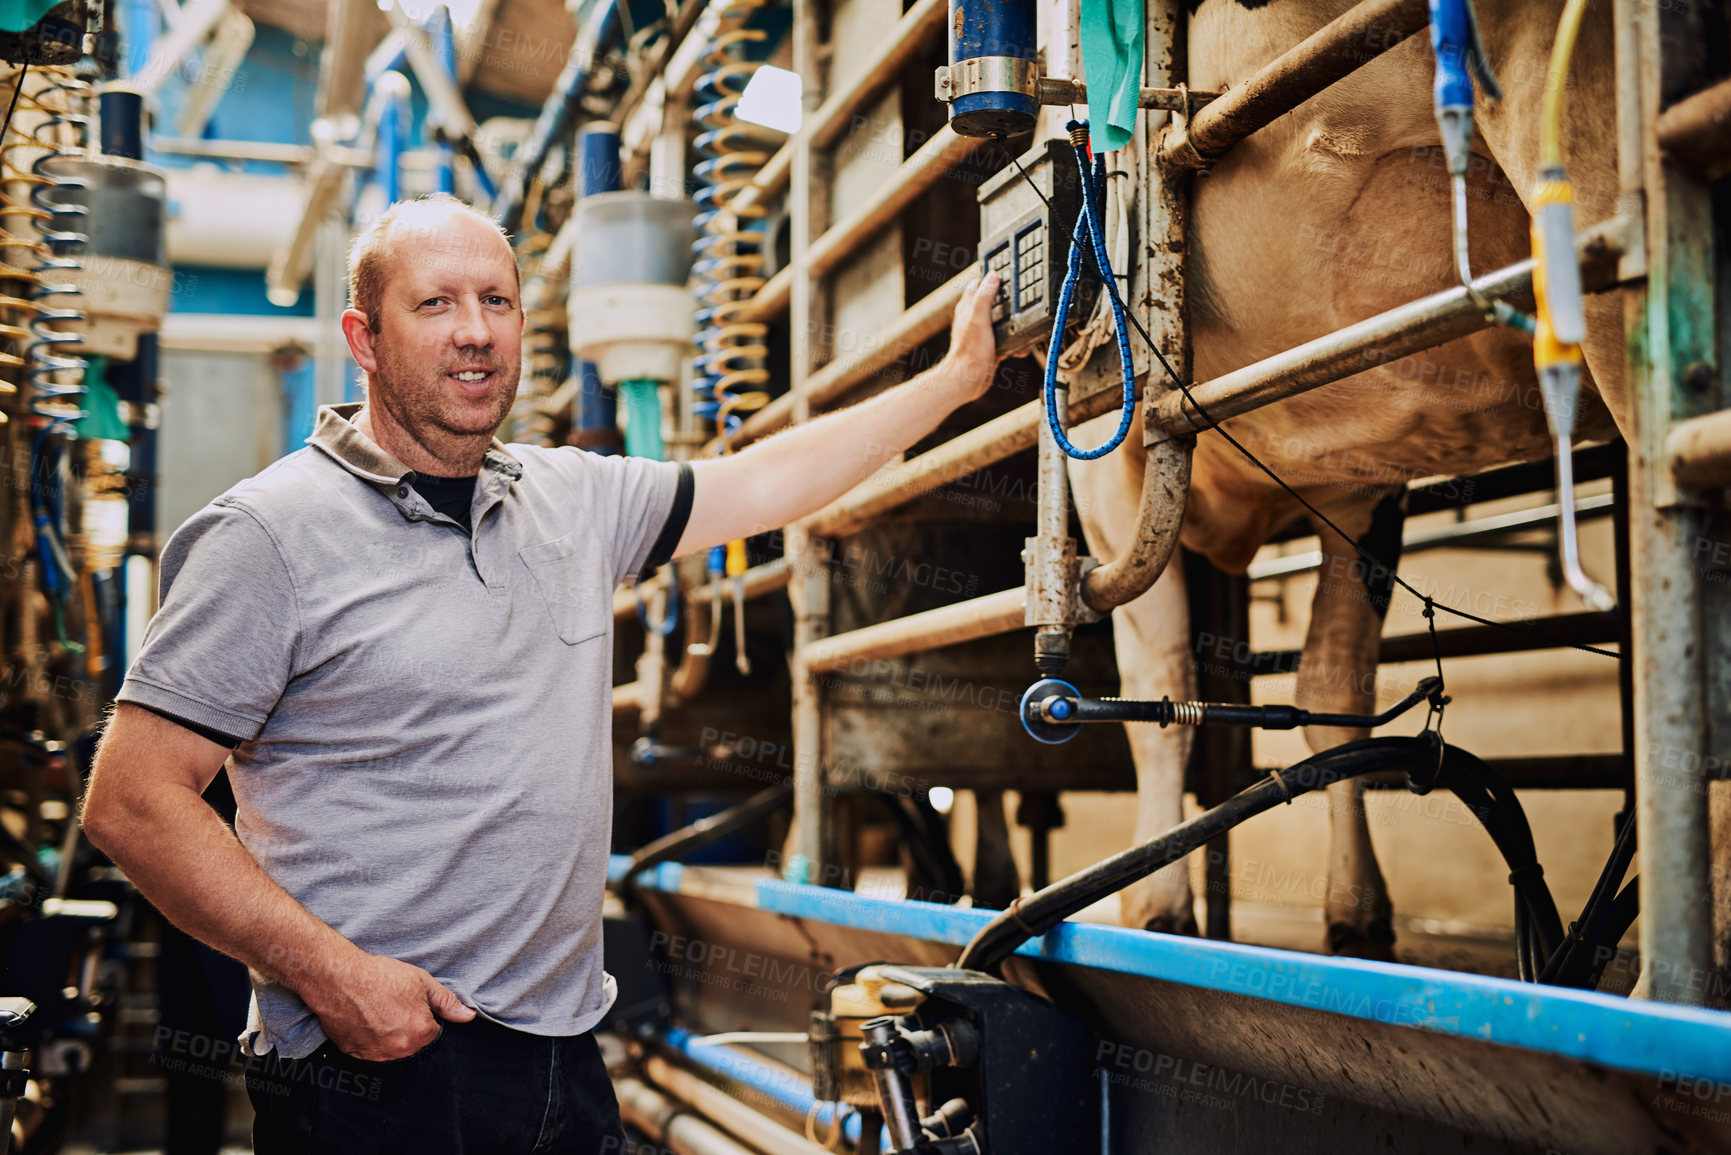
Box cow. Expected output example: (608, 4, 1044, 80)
(1063, 0, 1626, 956)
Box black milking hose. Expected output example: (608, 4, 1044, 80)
(956, 736, 1442, 974)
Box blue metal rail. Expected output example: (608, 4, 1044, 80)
(610, 855, 1731, 1086)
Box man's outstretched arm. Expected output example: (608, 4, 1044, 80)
(82, 704, 475, 1059)
(674, 271, 1001, 556)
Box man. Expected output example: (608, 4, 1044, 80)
(81, 193, 1001, 1152)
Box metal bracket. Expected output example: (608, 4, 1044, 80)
(1021, 539, 1104, 629)
(935, 56, 1038, 104)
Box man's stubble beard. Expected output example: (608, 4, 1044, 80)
(370, 333, 520, 450)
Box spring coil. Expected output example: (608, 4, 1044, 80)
(25, 67, 89, 435)
(691, 0, 771, 447)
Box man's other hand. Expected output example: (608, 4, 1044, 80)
(938, 271, 1002, 404)
(313, 952, 477, 1061)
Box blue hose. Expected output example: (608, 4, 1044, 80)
(1044, 121, 1136, 461)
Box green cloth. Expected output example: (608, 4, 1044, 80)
(619, 378, 663, 460)
(75, 359, 131, 443)
(0, 0, 61, 33)
(1080, 0, 1144, 153)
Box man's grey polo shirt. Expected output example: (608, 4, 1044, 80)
(116, 403, 689, 1058)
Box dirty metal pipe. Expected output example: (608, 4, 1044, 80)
(1160, 0, 1431, 170)
(642, 1056, 838, 1155)
(1145, 217, 1630, 444)
(1080, 440, 1193, 613)
(804, 587, 1026, 674)
(615, 1076, 763, 1155)
(1081, 0, 1194, 618)
(803, 376, 1134, 538)
(1656, 75, 1731, 179)
(1028, 396, 1078, 672)
(613, 558, 790, 622)
(746, 126, 990, 321)
(1665, 408, 1731, 491)
(718, 271, 972, 452)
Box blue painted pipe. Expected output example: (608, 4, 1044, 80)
(660, 1027, 863, 1146)
(118, 0, 155, 80)
(946, 0, 1037, 137)
(430, 6, 458, 195)
(377, 81, 406, 205)
(1428, 0, 1499, 177)
(1429, 0, 1475, 114)
(575, 122, 621, 453)
(493, 0, 622, 229)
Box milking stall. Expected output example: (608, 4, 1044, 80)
(0, 0, 1728, 1150)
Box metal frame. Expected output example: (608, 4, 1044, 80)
(613, 0, 1730, 1004)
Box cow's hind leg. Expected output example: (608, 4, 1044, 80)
(970, 789, 1020, 911)
(1114, 561, 1199, 935)
(1067, 411, 1198, 935)
(1297, 497, 1403, 960)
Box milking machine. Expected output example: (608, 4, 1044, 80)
(810, 966, 1090, 1155)
(1431, 0, 1616, 612)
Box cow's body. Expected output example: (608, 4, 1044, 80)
(1066, 0, 1624, 950)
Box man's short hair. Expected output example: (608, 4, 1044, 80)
(347, 193, 520, 333)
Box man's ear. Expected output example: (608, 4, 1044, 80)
(341, 309, 381, 373)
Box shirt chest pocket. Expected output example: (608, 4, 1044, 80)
(518, 533, 608, 645)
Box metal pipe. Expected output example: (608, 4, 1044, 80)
(1626, 0, 1714, 1004)
(717, 271, 972, 452)
(730, 0, 948, 217)
(803, 587, 1026, 675)
(803, 374, 1137, 539)
(1081, 440, 1193, 612)
(746, 127, 990, 322)
(1665, 408, 1731, 490)
(1028, 391, 1076, 672)
(613, 558, 790, 621)
(491, 0, 622, 230)
(1144, 217, 1631, 445)
(615, 1077, 763, 1155)
(661, 1027, 862, 1146)
(1246, 492, 1616, 581)
(1082, 0, 1194, 618)
(1034, 77, 1221, 111)
(643, 1056, 838, 1155)
(1656, 75, 1731, 179)
(1160, 0, 1431, 170)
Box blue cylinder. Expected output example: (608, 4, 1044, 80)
(574, 360, 620, 454)
(1429, 0, 1475, 112)
(946, 0, 1038, 137)
(578, 122, 623, 197)
(99, 86, 145, 160)
(574, 122, 623, 453)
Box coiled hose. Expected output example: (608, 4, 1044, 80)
(1044, 120, 1136, 461)
(691, 0, 772, 444)
(14, 68, 90, 648)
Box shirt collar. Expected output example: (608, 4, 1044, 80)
(306, 403, 524, 488)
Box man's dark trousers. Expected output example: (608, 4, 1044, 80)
(247, 1016, 630, 1154)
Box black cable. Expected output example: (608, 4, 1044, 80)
(1581, 879, 1639, 991)
(956, 736, 1442, 974)
(614, 781, 792, 900)
(1, 65, 26, 146)
(1539, 807, 1636, 986)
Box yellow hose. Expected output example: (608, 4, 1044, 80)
(1540, 0, 1592, 169)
